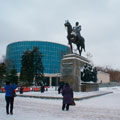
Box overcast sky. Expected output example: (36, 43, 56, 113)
(0, 0, 120, 69)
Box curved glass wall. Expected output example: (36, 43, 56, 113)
(6, 41, 70, 73)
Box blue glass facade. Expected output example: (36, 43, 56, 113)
(6, 41, 70, 74)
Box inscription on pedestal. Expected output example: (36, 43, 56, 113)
(61, 63, 73, 76)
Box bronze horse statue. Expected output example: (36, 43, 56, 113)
(64, 21, 85, 55)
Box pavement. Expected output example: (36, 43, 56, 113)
(17, 88, 113, 101)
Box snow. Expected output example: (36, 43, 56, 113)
(0, 87, 120, 120)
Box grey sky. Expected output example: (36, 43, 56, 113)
(0, 0, 120, 69)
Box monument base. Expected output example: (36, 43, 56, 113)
(81, 83, 99, 92)
(61, 54, 89, 92)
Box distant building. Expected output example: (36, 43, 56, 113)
(6, 41, 70, 86)
(97, 71, 110, 83)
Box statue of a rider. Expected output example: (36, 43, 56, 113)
(72, 22, 81, 40)
(64, 20, 85, 55)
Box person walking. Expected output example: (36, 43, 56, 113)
(62, 83, 73, 111)
(4, 81, 17, 115)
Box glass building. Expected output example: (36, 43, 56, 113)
(6, 41, 70, 86)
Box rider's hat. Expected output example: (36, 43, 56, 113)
(76, 22, 79, 26)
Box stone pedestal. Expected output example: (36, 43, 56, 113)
(81, 83, 99, 92)
(61, 54, 89, 92)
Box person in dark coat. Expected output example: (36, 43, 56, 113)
(40, 82, 45, 93)
(20, 86, 23, 94)
(58, 80, 65, 94)
(4, 81, 17, 115)
(62, 83, 73, 111)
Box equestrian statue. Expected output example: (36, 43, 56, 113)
(64, 20, 85, 56)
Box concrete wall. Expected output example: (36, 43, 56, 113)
(99, 82, 120, 87)
(97, 71, 110, 83)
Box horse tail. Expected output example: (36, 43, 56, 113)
(84, 44, 85, 52)
(83, 39, 85, 52)
(81, 37, 85, 52)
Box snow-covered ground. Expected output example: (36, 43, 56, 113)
(0, 87, 120, 120)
